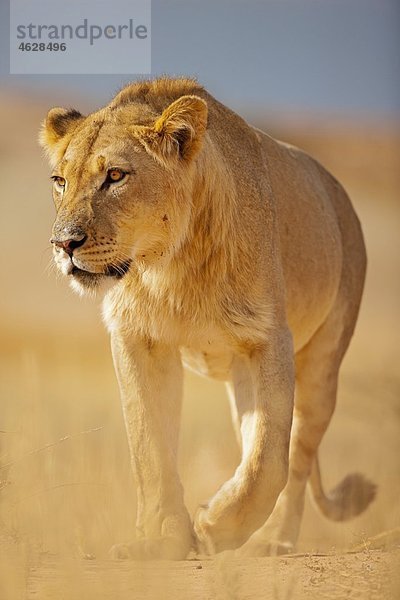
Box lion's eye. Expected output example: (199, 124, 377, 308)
(106, 168, 126, 183)
(51, 176, 66, 191)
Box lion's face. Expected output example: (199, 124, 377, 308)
(40, 95, 208, 294)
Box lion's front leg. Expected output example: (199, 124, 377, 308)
(110, 332, 192, 560)
(194, 328, 294, 553)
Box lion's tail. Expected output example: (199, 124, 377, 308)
(308, 454, 377, 522)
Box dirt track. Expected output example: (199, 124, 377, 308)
(2, 544, 399, 600)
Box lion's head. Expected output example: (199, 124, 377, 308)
(40, 80, 208, 295)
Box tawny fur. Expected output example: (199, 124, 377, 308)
(40, 77, 375, 560)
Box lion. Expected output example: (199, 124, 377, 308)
(40, 77, 376, 560)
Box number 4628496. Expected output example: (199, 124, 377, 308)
(18, 42, 67, 51)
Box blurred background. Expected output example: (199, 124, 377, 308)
(0, 0, 399, 587)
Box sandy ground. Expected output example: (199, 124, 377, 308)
(0, 92, 399, 598)
(1, 543, 400, 600)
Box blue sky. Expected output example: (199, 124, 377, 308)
(1, 0, 399, 117)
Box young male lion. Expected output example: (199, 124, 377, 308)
(40, 77, 375, 560)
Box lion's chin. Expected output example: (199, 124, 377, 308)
(65, 259, 132, 297)
(69, 269, 105, 297)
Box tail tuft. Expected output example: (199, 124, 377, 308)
(309, 456, 377, 522)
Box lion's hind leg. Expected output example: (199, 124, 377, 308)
(237, 286, 375, 556)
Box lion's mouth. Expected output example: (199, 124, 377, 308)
(104, 260, 132, 278)
(70, 260, 131, 280)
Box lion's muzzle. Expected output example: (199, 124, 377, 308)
(50, 232, 88, 256)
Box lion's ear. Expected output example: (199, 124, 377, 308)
(39, 107, 84, 155)
(134, 95, 208, 166)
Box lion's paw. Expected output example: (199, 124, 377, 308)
(109, 536, 191, 561)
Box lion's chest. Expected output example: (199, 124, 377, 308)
(139, 301, 235, 380)
(103, 276, 237, 381)
(180, 345, 234, 381)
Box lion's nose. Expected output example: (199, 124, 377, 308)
(51, 233, 87, 256)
